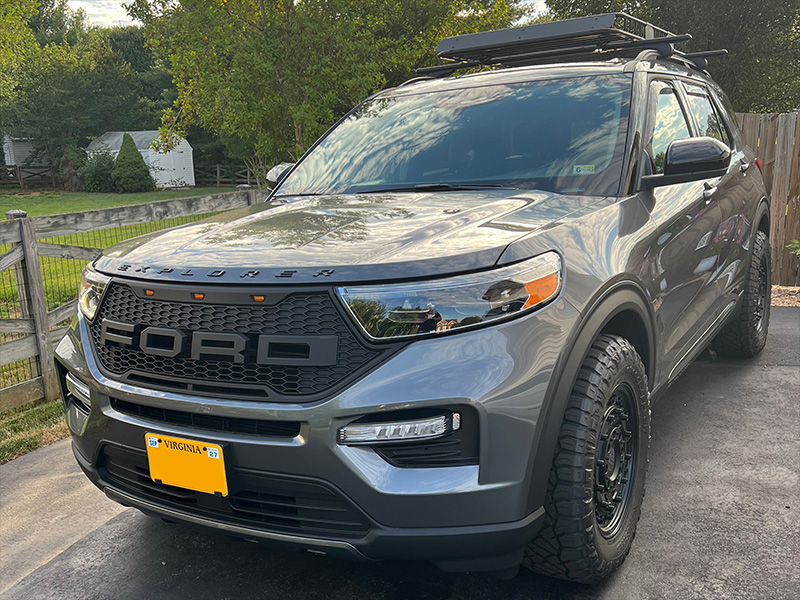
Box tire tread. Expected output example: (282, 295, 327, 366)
(523, 335, 649, 583)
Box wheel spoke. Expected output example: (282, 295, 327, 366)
(594, 384, 638, 536)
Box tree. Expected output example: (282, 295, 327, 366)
(0, 0, 38, 117)
(126, 0, 517, 184)
(545, 1, 800, 112)
(112, 132, 154, 192)
(7, 33, 143, 168)
(27, 0, 87, 47)
(106, 26, 176, 128)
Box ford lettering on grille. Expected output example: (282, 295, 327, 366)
(99, 319, 339, 366)
(87, 283, 392, 402)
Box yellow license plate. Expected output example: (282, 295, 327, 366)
(145, 433, 228, 497)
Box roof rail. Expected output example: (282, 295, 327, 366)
(417, 13, 726, 77)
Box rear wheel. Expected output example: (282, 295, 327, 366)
(712, 230, 771, 357)
(523, 335, 650, 583)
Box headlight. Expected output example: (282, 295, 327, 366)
(337, 252, 561, 340)
(78, 264, 110, 320)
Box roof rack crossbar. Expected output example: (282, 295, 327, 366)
(678, 49, 728, 70)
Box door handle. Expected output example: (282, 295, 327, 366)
(703, 181, 717, 202)
(740, 161, 750, 174)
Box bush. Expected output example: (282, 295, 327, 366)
(788, 240, 800, 259)
(111, 132, 154, 193)
(79, 147, 115, 193)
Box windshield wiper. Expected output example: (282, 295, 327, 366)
(355, 183, 521, 194)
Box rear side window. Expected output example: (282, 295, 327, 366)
(647, 81, 691, 174)
(683, 84, 729, 146)
(709, 86, 741, 147)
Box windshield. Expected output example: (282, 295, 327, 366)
(276, 74, 631, 198)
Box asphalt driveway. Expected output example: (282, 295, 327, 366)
(1, 307, 798, 600)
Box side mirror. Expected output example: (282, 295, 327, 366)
(641, 137, 731, 189)
(266, 162, 295, 184)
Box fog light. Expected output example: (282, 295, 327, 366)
(338, 413, 460, 445)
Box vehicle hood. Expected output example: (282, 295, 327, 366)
(95, 190, 606, 284)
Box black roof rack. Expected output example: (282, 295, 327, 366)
(417, 13, 726, 77)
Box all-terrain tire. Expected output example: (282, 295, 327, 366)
(523, 335, 650, 583)
(712, 230, 771, 358)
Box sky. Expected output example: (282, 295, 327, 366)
(67, 1, 135, 27)
(67, 1, 548, 28)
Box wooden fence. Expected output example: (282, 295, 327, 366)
(0, 189, 267, 412)
(1, 164, 56, 188)
(737, 111, 800, 285)
(194, 164, 259, 187)
(1, 163, 255, 188)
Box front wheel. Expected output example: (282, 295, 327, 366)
(523, 335, 650, 583)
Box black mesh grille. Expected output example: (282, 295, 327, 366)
(89, 283, 390, 402)
(99, 444, 371, 538)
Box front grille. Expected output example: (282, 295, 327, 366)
(89, 283, 394, 402)
(99, 444, 371, 538)
(110, 398, 301, 438)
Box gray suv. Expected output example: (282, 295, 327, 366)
(56, 14, 771, 583)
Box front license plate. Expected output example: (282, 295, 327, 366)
(145, 433, 228, 497)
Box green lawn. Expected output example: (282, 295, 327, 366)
(0, 399, 68, 464)
(0, 186, 232, 217)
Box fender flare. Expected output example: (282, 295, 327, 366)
(524, 282, 656, 513)
(752, 197, 770, 243)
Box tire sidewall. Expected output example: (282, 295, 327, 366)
(751, 234, 771, 349)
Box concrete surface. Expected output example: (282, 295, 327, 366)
(1, 307, 798, 600)
(0, 439, 125, 594)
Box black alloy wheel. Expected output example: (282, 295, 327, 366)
(594, 385, 638, 540)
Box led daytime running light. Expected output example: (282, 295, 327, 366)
(338, 413, 459, 445)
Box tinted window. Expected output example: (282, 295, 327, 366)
(709, 86, 740, 147)
(277, 75, 632, 197)
(684, 84, 728, 146)
(648, 82, 691, 174)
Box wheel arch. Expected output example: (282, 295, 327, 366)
(525, 282, 656, 513)
(755, 197, 770, 239)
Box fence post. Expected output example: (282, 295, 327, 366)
(15, 165, 24, 189)
(216, 164, 221, 187)
(12, 213, 59, 402)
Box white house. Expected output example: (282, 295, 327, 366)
(2, 136, 41, 166)
(88, 131, 195, 188)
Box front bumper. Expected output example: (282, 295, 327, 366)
(56, 298, 578, 571)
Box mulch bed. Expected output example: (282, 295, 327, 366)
(772, 285, 800, 307)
